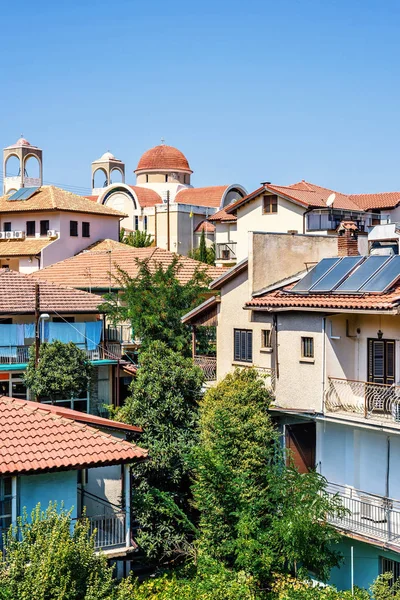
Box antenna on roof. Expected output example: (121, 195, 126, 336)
(161, 137, 165, 145)
(326, 193, 336, 207)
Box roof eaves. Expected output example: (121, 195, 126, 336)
(209, 258, 248, 290)
(181, 295, 219, 324)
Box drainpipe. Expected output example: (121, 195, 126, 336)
(273, 314, 279, 379)
(124, 464, 131, 548)
(322, 317, 326, 413)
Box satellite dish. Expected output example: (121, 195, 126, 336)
(326, 193, 336, 207)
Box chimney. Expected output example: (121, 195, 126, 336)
(336, 221, 359, 256)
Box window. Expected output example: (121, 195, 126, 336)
(145, 174, 149, 183)
(301, 337, 314, 359)
(70, 221, 78, 237)
(263, 195, 278, 214)
(234, 329, 253, 363)
(82, 222, 90, 238)
(165, 175, 169, 183)
(3, 223, 11, 232)
(144, 216, 148, 231)
(26, 221, 35, 237)
(40, 220, 49, 236)
(261, 329, 272, 348)
(52, 316, 75, 323)
(381, 557, 400, 583)
(368, 339, 395, 385)
(184, 174, 189, 184)
(134, 216, 139, 230)
(0, 477, 13, 541)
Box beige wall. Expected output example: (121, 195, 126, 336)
(136, 172, 190, 185)
(235, 195, 306, 260)
(250, 232, 338, 295)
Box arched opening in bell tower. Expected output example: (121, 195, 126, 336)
(93, 168, 108, 189)
(110, 168, 123, 184)
(5, 155, 20, 177)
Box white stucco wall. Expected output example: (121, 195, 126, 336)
(40, 212, 120, 268)
(0, 212, 61, 233)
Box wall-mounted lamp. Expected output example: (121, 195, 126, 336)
(377, 330, 383, 340)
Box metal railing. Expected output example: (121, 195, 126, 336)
(79, 512, 127, 550)
(326, 482, 400, 547)
(194, 355, 217, 381)
(215, 242, 237, 261)
(325, 377, 400, 424)
(105, 325, 134, 344)
(0, 346, 30, 363)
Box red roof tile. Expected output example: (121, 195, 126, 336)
(194, 220, 215, 233)
(30, 242, 226, 290)
(0, 397, 147, 476)
(246, 281, 400, 312)
(208, 208, 237, 222)
(349, 192, 400, 210)
(135, 145, 192, 173)
(175, 186, 230, 208)
(128, 186, 161, 207)
(0, 269, 102, 314)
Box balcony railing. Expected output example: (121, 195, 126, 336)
(85, 512, 127, 550)
(325, 377, 400, 424)
(215, 242, 237, 261)
(326, 482, 400, 548)
(194, 355, 217, 381)
(105, 325, 134, 345)
(0, 342, 122, 364)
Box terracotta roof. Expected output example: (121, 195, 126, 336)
(0, 396, 147, 476)
(83, 239, 131, 252)
(349, 193, 400, 210)
(128, 186, 161, 207)
(226, 182, 362, 213)
(85, 195, 99, 202)
(246, 281, 400, 312)
(135, 144, 192, 173)
(210, 258, 248, 290)
(0, 238, 53, 257)
(0, 269, 102, 314)
(194, 220, 215, 233)
(208, 207, 237, 222)
(35, 403, 141, 433)
(0, 186, 127, 217)
(6, 137, 36, 149)
(30, 243, 226, 290)
(175, 186, 229, 208)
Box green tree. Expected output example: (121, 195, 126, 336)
(115, 341, 204, 560)
(24, 341, 93, 402)
(188, 245, 215, 266)
(101, 256, 210, 356)
(198, 230, 208, 263)
(0, 503, 115, 600)
(120, 228, 154, 248)
(192, 368, 347, 587)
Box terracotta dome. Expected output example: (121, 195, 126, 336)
(135, 144, 192, 173)
(6, 137, 33, 149)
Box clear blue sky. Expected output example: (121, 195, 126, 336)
(1, 0, 399, 195)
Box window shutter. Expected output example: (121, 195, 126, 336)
(246, 331, 253, 362)
(386, 341, 395, 384)
(234, 330, 241, 361)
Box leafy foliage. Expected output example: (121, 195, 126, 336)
(120, 228, 154, 247)
(115, 341, 204, 559)
(188, 242, 215, 265)
(24, 341, 93, 401)
(192, 368, 346, 586)
(0, 503, 115, 600)
(370, 572, 400, 599)
(269, 574, 368, 599)
(101, 255, 210, 355)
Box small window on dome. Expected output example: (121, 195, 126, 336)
(145, 174, 149, 183)
(165, 175, 169, 183)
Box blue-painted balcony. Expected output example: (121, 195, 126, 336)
(0, 322, 122, 365)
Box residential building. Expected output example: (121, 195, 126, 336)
(209, 181, 400, 266)
(0, 268, 131, 414)
(0, 185, 125, 274)
(0, 395, 147, 560)
(88, 143, 246, 256)
(185, 225, 400, 590)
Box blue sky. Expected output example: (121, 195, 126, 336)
(1, 0, 399, 195)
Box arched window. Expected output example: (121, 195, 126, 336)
(110, 168, 123, 184)
(5, 155, 20, 177)
(93, 168, 108, 188)
(24, 155, 40, 179)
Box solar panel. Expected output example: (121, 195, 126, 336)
(8, 187, 39, 201)
(310, 256, 365, 292)
(359, 255, 400, 293)
(335, 255, 390, 293)
(291, 258, 340, 293)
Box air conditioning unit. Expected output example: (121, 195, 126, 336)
(5, 231, 13, 239)
(14, 231, 25, 239)
(0, 232, 6, 240)
(360, 497, 387, 523)
(47, 230, 58, 239)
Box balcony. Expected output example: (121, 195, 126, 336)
(85, 512, 127, 551)
(326, 482, 400, 549)
(215, 242, 237, 262)
(0, 342, 121, 364)
(325, 377, 400, 425)
(194, 355, 217, 381)
(306, 209, 390, 232)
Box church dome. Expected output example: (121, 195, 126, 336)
(135, 144, 192, 173)
(15, 137, 31, 147)
(100, 151, 116, 160)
